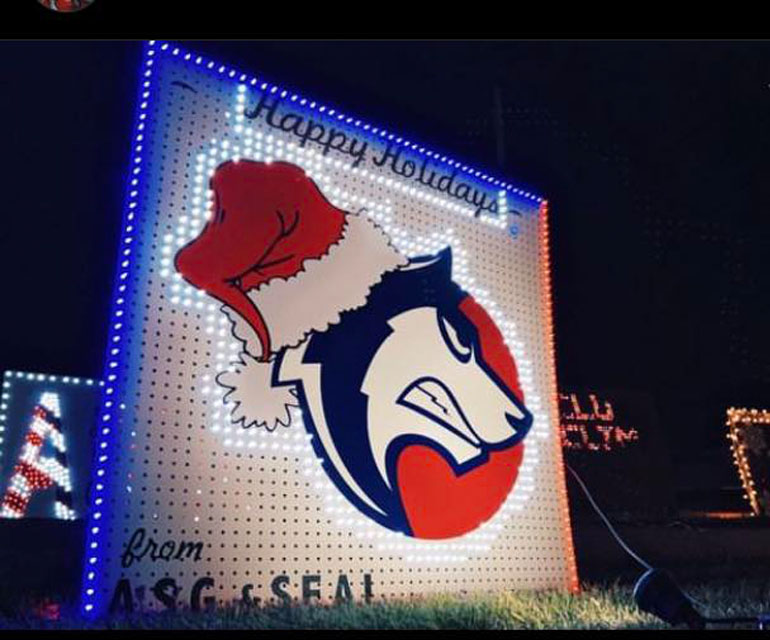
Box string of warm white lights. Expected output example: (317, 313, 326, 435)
(539, 201, 580, 593)
(726, 407, 770, 517)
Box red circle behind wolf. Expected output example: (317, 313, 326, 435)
(397, 296, 526, 539)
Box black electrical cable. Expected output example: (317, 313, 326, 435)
(565, 463, 652, 570)
(565, 463, 767, 629)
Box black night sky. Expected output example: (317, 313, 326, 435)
(1, 40, 768, 497)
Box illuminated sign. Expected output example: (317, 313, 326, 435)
(559, 392, 640, 452)
(0, 370, 102, 520)
(726, 408, 770, 516)
(559, 389, 674, 518)
(81, 41, 577, 616)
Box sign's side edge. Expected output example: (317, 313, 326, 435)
(80, 40, 157, 617)
(539, 200, 580, 592)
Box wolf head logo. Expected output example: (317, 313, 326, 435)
(176, 160, 532, 540)
(275, 248, 532, 538)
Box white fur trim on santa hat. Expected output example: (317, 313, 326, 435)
(216, 353, 299, 430)
(222, 212, 408, 360)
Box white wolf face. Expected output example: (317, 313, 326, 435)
(362, 306, 530, 488)
(274, 248, 533, 537)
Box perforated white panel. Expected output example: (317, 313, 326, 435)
(82, 42, 577, 615)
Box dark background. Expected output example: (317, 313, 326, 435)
(1, 40, 768, 508)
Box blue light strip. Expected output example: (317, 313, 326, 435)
(80, 40, 158, 617)
(80, 40, 544, 617)
(153, 41, 544, 204)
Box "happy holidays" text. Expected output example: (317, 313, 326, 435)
(244, 93, 504, 218)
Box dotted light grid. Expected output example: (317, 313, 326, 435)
(1, 371, 103, 465)
(1, 372, 103, 525)
(157, 85, 545, 564)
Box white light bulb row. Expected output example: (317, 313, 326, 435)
(405, 555, 470, 563)
(5, 371, 102, 387)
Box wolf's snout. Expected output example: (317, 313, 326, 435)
(363, 305, 531, 487)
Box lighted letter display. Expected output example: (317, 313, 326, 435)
(0, 370, 102, 520)
(81, 41, 577, 615)
(559, 389, 674, 519)
(559, 392, 640, 453)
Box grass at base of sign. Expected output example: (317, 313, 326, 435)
(1, 580, 769, 630)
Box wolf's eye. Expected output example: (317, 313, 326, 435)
(439, 314, 472, 363)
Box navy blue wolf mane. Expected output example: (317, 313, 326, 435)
(274, 248, 493, 534)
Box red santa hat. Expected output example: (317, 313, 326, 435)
(175, 160, 407, 427)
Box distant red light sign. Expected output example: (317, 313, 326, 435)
(559, 392, 640, 452)
(559, 389, 674, 518)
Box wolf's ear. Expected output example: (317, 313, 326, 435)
(402, 246, 453, 275)
(435, 246, 453, 279)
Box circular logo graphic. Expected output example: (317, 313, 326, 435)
(38, 0, 95, 11)
(178, 160, 535, 541)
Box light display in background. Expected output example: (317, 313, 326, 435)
(559, 389, 674, 519)
(0, 371, 103, 520)
(726, 408, 770, 517)
(0, 393, 75, 519)
(81, 41, 578, 616)
(559, 392, 640, 452)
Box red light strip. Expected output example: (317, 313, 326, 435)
(538, 200, 580, 593)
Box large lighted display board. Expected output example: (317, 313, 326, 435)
(81, 41, 577, 615)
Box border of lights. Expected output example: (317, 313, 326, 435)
(538, 202, 580, 593)
(726, 407, 770, 517)
(80, 40, 576, 615)
(80, 40, 156, 616)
